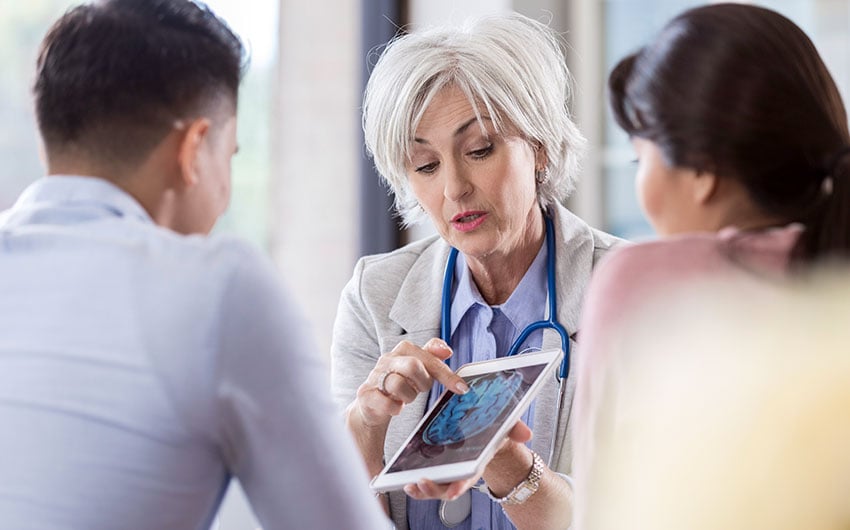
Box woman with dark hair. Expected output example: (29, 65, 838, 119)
(609, 3, 850, 255)
(572, 4, 850, 524)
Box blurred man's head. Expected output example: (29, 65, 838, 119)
(34, 0, 245, 234)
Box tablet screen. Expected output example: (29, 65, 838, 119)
(387, 363, 546, 472)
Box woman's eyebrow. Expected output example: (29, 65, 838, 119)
(414, 116, 492, 144)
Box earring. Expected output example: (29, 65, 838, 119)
(535, 168, 549, 185)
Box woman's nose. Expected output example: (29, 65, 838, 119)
(443, 163, 473, 201)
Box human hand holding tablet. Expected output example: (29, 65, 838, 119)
(371, 349, 563, 492)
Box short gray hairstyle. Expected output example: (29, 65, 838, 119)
(363, 12, 586, 226)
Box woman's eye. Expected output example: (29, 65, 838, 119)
(469, 144, 493, 159)
(415, 162, 439, 174)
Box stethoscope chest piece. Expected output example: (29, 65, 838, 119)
(439, 491, 471, 527)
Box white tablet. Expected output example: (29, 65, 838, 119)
(370, 348, 563, 492)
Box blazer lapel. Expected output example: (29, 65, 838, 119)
(387, 238, 450, 335)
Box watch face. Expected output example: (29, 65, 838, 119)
(511, 484, 537, 503)
(423, 370, 523, 445)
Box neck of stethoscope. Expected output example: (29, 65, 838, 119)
(440, 214, 570, 380)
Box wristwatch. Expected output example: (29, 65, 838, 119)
(485, 450, 545, 506)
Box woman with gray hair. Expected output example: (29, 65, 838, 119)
(331, 12, 619, 530)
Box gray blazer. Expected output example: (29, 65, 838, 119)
(330, 204, 620, 530)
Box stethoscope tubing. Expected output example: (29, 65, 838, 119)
(440, 215, 570, 380)
(435, 214, 570, 526)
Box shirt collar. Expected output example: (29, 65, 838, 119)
(500, 239, 548, 329)
(450, 235, 549, 335)
(3, 176, 154, 227)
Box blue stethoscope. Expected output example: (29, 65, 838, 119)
(435, 214, 571, 527)
(439, 214, 571, 380)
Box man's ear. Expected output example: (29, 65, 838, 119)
(176, 117, 211, 189)
(691, 170, 718, 206)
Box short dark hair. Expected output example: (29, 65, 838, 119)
(35, 0, 245, 167)
(609, 3, 850, 263)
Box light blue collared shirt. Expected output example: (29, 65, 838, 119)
(0, 177, 390, 530)
(409, 239, 548, 530)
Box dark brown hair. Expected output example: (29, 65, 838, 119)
(609, 3, 850, 263)
(35, 0, 245, 167)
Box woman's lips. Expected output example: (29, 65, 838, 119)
(451, 211, 487, 232)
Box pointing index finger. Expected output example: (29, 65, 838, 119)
(421, 340, 469, 395)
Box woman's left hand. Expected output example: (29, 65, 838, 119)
(402, 421, 533, 500)
(405, 420, 572, 529)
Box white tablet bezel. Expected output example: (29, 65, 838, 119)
(370, 348, 563, 492)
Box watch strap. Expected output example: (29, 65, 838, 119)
(485, 450, 545, 506)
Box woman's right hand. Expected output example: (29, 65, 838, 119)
(345, 338, 470, 476)
(354, 337, 470, 428)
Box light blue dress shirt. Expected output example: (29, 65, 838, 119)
(408, 240, 548, 530)
(0, 177, 390, 530)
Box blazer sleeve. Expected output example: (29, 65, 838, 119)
(330, 257, 383, 413)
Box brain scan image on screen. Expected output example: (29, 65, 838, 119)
(385, 362, 546, 473)
(422, 370, 522, 445)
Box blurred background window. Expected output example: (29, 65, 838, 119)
(0, 1, 75, 210)
(205, 0, 277, 249)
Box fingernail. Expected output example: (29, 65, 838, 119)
(455, 381, 470, 394)
(427, 338, 452, 351)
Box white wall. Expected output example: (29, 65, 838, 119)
(270, 0, 362, 360)
(409, 0, 512, 27)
